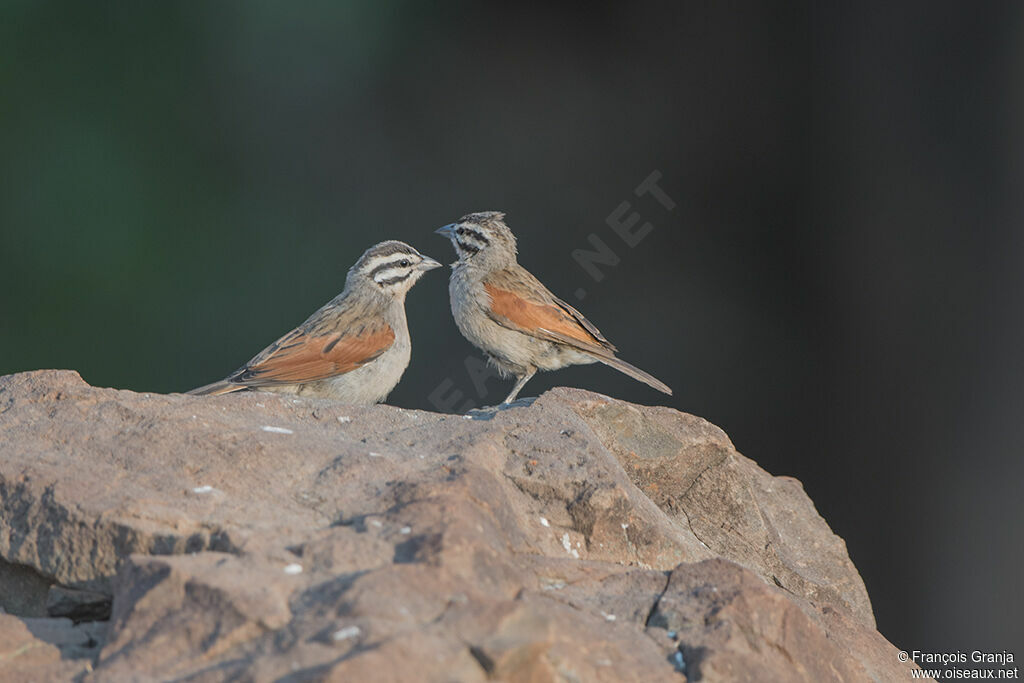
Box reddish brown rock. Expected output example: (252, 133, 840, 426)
(0, 370, 918, 680)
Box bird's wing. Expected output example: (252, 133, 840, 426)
(226, 317, 395, 387)
(482, 268, 618, 355)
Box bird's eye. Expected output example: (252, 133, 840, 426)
(398, 259, 411, 268)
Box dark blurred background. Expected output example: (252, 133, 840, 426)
(2, 0, 1021, 656)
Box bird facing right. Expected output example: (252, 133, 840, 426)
(436, 211, 673, 405)
(188, 240, 441, 404)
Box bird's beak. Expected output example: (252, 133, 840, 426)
(418, 255, 443, 271)
(435, 223, 457, 238)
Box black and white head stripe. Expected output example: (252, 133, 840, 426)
(452, 211, 509, 257)
(453, 224, 490, 256)
(459, 211, 505, 224)
(437, 211, 517, 261)
(355, 241, 424, 287)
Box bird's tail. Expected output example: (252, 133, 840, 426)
(596, 355, 673, 395)
(186, 380, 245, 396)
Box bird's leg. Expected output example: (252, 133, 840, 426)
(501, 369, 536, 405)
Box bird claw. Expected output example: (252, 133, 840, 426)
(464, 397, 537, 419)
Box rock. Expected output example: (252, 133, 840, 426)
(20, 616, 107, 662)
(0, 614, 96, 681)
(46, 586, 113, 622)
(648, 559, 905, 681)
(0, 369, 919, 680)
(0, 556, 52, 617)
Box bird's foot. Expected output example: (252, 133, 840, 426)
(464, 396, 537, 420)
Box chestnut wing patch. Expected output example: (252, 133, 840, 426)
(232, 323, 395, 386)
(483, 283, 616, 355)
(548, 296, 615, 351)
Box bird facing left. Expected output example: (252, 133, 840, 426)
(187, 240, 442, 404)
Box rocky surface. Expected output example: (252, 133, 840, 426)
(0, 370, 917, 681)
